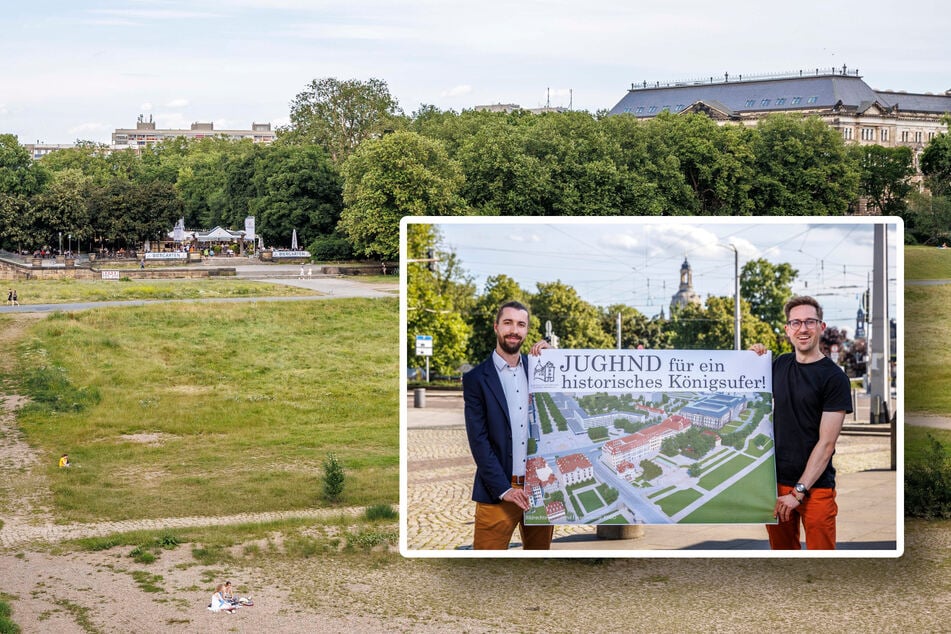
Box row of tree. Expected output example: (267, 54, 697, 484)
(3, 78, 950, 258)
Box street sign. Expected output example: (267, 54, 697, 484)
(415, 334, 433, 356)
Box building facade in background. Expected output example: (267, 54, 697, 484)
(609, 66, 951, 165)
(112, 115, 276, 149)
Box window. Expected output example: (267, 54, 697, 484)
(880, 129, 889, 142)
(807, 96, 818, 104)
(915, 131, 923, 143)
(861, 128, 874, 141)
(675, 104, 685, 112)
(745, 99, 756, 107)
(648, 106, 657, 114)
(791, 97, 802, 105)
(929, 132, 936, 140)
(776, 98, 786, 105)
(636, 106, 644, 114)
(761, 98, 770, 106)
(901, 130, 910, 142)
(842, 127, 853, 140)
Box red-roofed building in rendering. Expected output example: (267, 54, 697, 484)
(556, 453, 594, 486)
(601, 415, 692, 471)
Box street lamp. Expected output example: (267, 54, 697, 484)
(68, 233, 72, 256)
(722, 243, 741, 350)
(58, 231, 62, 255)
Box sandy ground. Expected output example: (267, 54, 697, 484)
(2, 311, 950, 632)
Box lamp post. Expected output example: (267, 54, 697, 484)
(58, 231, 62, 255)
(68, 233, 72, 256)
(722, 243, 741, 350)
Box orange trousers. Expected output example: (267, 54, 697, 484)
(473, 489, 553, 550)
(767, 484, 837, 550)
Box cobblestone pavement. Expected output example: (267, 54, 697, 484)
(404, 392, 897, 552)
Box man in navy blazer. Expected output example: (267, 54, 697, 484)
(463, 300, 553, 550)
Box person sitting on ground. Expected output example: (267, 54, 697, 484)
(59, 454, 70, 468)
(208, 584, 236, 613)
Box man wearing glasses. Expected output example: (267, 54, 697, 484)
(751, 296, 853, 549)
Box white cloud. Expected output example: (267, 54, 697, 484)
(165, 98, 190, 109)
(440, 85, 472, 98)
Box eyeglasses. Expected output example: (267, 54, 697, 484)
(786, 318, 821, 330)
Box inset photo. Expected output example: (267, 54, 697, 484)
(400, 216, 902, 558)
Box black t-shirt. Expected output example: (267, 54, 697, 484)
(772, 353, 853, 489)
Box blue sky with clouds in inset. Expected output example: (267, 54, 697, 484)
(430, 217, 900, 336)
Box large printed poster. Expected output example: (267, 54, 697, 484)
(525, 349, 776, 525)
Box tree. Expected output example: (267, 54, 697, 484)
(851, 144, 915, 215)
(284, 77, 404, 162)
(249, 144, 342, 248)
(599, 304, 671, 350)
(405, 224, 472, 375)
(920, 130, 951, 198)
(740, 258, 798, 347)
(639, 113, 755, 215)
(322, 452, 345, 502)
(0, 133, 49, 196)
(531, 281, 612, 349)
(340, 131, 467, 260)
(669, 296, 773, 351)
(31, 169, 93, 248)
(748, 114, 859, 215)
(0, 193, 30, 251)
(902, 190, 951, 245)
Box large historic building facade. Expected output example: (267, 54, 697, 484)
(609, 66, 950, 171)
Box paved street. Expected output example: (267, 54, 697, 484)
(404, 390, 900, 553)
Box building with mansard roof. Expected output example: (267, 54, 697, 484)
(609, 66, 951, 175)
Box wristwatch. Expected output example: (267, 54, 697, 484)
(794, 483, 808, 495)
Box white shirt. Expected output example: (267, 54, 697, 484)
(493, 350, 528, 479)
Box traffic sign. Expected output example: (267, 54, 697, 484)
(415, 334, 433, 356)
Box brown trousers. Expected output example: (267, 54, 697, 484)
(473, 487, 553, 550)
(766, 484, 837, 550)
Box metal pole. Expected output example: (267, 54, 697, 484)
(731, 244, 741, 350)
(869, 224, 889, 425)
(616, 312, 622, 349)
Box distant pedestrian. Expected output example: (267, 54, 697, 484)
(307, 266, 313, 278)
(6, 289, 11, 306)
(11, 289, 18, 306)
(299, 265, 305, 279)
(59, 454, 71, 468)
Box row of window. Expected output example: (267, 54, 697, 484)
(624, 95, 822, 115)
(744, 96, 818, 108)
(843, 127, 935, 143)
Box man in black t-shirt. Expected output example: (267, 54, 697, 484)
(752, 296, 853, 550)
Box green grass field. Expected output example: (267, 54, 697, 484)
(683, 458, 777, 524)
(905, 245, 951, 280)
(655, 488, 702, 516)
(696, 454, 755, 491)
(7, 297, 398, 523)
(5, 278, 317, 304)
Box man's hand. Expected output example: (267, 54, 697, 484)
(774, 493, 801, 522)
(749, 343, 767, 356)
(502, 487, 531, 510)
(530, 340, 550, 356)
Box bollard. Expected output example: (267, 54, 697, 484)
(596, 525, 645, 540)
(414, 388, 426, 408)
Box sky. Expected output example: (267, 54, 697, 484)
(2, 0, 949, 145)
(426, 217, 901, 337)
